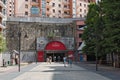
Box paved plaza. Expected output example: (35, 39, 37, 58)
(0, 62, 116, 80)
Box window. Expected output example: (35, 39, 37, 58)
(79, 25, 85, 28)
(80, 14, 82, 17)
(53, 9, 55, 13)
(84, 4, 86, 7)
(79, 42, 82, 46)
(25, 11, 28, 15)
(52, 3, 55, 7)
(3, 9, 5, 15)
(47, 8, 49, 11)
(84, 10, 86, 13)
(58, 4, 61, 7)
(64, 11, 67, 14)
(25, 4, 28, 8)
(80, 3, 82, 6)
(64, 5, 67, 8)
(3, 0, 6, 4)
(80, 9, 82, 12)
(58, 10, 61, 13)
(47, 15, 49, 17)
(79, 33, 82, 38)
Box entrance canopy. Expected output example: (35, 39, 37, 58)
(45, 41, 66, 50)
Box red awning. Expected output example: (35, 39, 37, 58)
(45, 41, 66, 50)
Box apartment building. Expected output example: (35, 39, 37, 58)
(6, 0, 96, 52)
(7, 0, 95, 18)
(6, 0, 96, 62)
(0, 0, 6, 32)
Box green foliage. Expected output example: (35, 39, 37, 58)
(0, 33, 6, 53)
(47, 31, 55, 38)
(82, 3, 104, 56)
(82, 0, 120, 57)
(102, 0, 120, 54)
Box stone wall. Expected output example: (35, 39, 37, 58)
(6, 22, 76, 51)
(6, 21, 76, 62)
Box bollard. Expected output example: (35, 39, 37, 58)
(8, 61, 10, 65)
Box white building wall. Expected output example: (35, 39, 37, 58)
(72, 0, 76, 18)
(76, 0, 89, 18)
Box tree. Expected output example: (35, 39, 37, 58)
(0, 33, 6, 53)
(102, 0, 120, 53)
(102, 0, 120, 67)
(82, 2, 105, 58)
(82, 0, 120, 67)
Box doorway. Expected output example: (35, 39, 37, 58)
(45, 41, 67, 62)
(46, 53, 65, 62)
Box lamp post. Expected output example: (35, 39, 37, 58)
(8, 23, 28, 72)
(17, 26, 28, 72)
(34, 23, 37, 64)
(35, 36, 37, 64)
(18, 29, 21, 72)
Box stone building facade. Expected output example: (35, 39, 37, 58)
(6, 17, 78, 62)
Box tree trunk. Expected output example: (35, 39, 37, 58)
(111, 53, 114, 67)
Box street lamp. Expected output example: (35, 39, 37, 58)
(34, 23, 38, 64)
(17, 27, 28, 72)
(9, 24, 28, 72)
(18, 31, 21, 72)
(35, 34, 37, 64)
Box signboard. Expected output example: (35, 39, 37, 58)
(37, 37, 48, 50)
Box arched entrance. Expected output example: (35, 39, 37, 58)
(45, 41, 67, 62)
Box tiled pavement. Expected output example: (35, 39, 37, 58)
(0, 62, 114, 80)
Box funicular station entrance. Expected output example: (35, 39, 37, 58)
(38, 41, 67, 62)
(6, 17, 76, 62)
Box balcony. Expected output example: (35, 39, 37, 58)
(63, 8, 70, 12)
(30, 1, 39, 6)
(46, 5, 52, 9)
(46, 0, 52, 2)
(46, 11, 51, 15)
(63, 14, 71, 18)
(62, 1, 69, 5)
(76, 11, 80, 15)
